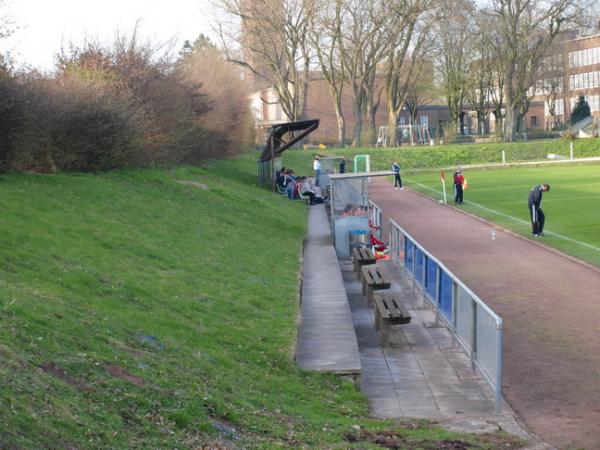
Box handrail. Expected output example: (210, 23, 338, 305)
(388, 217, 504, 412)
(390, 219, 503, 325)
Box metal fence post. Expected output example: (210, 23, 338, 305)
(411, 240, 417, 292)
(434, 265, 441, 325)
(471, 299, 477, 371)
(451, 280, 458, 348)
(422, 254, 428, 305)
(495, 319, 504, 412)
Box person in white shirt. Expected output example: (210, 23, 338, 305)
(313, 156, 321, 186)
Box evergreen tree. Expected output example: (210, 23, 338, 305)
(571, 95, 591, 124)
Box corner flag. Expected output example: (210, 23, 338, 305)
(440, 170, 447, 204)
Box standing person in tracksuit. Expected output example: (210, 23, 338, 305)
(392, 161, 403, 190)
(528, 183, 550, 237)
(453, 167, 465, 204)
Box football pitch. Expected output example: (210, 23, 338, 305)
(405, 163, 600, 267)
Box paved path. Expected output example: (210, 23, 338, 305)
(296, 205, 361, 374)
(341, 258, 535, 441)
(369, 178, 600, 450)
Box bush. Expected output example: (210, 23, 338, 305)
(177, 46, 254, 158)
(0, 30, 253, 174)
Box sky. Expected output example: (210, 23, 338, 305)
(1, 0, 217, 71)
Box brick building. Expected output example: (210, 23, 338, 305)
(249, 31, 600, 144)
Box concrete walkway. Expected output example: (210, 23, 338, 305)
(296, 204, 543, 445)
(295, 205, 361, 374)
(342, 258, 535, 440)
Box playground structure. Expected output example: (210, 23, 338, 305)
(377, 123, 432, 147)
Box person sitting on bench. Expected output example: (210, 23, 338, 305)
(300, 177, 325, 205)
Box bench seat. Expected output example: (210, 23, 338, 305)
(373, 292, 412, 345)
(353, 247, 376, 277)
(361, 264, 392, 303)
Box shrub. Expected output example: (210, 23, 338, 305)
(177, 45, 254, 158)
(0, 30, 253, 173)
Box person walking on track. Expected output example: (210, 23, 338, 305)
(453, 167, 465, 204)
(528, 183, 550, 237)
(392, 161, 403, 190)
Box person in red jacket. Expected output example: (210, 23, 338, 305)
(453, 167, 465, 204)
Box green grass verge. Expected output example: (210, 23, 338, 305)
(0, 153, 523, 448)
(282, 138, 600, 172)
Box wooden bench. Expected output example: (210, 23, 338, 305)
(361, 264, 392, 303)
(373, 292, 412, 345)
(353, 247, 376, 278)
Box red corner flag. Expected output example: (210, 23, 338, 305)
(440, 170, 445, 181)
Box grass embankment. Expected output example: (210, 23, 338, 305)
(282, 138, 600, 173)
(0, 154, 521, 448)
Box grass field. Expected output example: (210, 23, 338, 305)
(0, 153, 524, 448)
(404, 163, 600, 267)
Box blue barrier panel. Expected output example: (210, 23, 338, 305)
(440, 271, 453, 321)
(405, 239, 413, 273)
(415, 248, 424, 286)
(426, 258, 437, 300)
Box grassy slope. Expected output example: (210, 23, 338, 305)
(0, 154, 518, 449)
(282, 138, 600, 172)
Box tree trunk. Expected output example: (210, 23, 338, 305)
(504, 106, 519, 142)
(387, 108, 399, 146)
(352, 106, 363, 147)
(337, 114, 346, 146)
(365, 103, 377, 146)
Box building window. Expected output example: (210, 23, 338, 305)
(531, 116, 538, 127)
(399, 116, 406, 126)
(420, 115, 429, 127)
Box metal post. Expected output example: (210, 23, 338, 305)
(495, 319, 504, 412)
(570, 141, 574, 161)
(471, 299, 477, 371)
(422, 254, 428, 307)
(451, 281, 458, 348)
(434, 266, 441, 325)
(411, 241, 417, 292)
(502, 150, 506, 165)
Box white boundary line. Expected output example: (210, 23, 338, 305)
(409, 180, 600, 254)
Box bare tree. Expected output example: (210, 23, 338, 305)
(481, 0, 588, 141)
(340, 0, 389, 147)
(311, 0, 347, 145)
(433, 0, 474, 136)
(363, 75, 384, 146)
(405, 73, 437, 125)
(465, 25, 497, 135)
(383, 0, 435, 147)
(216, 0, 317, 122)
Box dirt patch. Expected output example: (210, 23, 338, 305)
(40, 362, 94, 392)
(344, 429, 523, 449)
(176, 180, 209, 190)
(106, 364, 146, 387)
